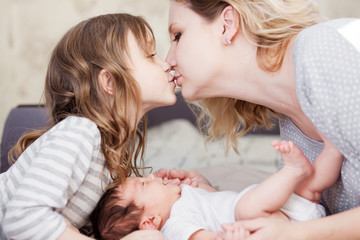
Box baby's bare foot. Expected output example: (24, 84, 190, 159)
(272, 140, 313, 178)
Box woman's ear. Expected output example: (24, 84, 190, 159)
(98, 69, 114, 95)
(220, 5, 240, 45)
(139, 215, 162, 230)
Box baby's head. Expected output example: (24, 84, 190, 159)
(91, 174, 181, 240)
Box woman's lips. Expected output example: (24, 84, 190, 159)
(172, 75, 182, 87)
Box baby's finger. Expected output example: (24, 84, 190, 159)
(154, 168, 167, 178)
(170, 178, 181, 185)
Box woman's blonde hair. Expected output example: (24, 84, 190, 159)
(174, 0, 326, 152)
(9, 13, 156, 186)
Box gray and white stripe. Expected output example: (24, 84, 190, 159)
(1, 116, 111, 240)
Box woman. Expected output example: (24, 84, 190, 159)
(165, 0, 360, 239)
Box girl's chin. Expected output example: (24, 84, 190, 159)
(155, 95, 177, 108)
(166, 95, 177, 106)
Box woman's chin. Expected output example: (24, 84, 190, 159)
(180, 88, 199, 101)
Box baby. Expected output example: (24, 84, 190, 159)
(91, 141, 326, 240)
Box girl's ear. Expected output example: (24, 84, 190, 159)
(139, 215, 162, 230)
(220, 5, 240, 45)
(98, 69, 114, 95)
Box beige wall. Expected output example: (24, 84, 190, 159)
(1, 0, 360, 138)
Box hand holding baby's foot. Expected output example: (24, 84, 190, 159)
(272, 140, 313, 178)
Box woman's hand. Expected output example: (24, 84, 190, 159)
(239, 217, 302, 240)
(154, 168, 212, 187)
(122, 230, 165, 240)
(58, 218, 93, 240)
(213, 222, 250, 240)
(64, 218, 79, 233)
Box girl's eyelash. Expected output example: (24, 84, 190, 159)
(173, 32, 181, 41)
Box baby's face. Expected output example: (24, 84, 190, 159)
(121, 174, 181, 214)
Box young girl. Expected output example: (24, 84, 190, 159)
(0, 13, 176, 240)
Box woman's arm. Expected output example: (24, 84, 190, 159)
(122, 230, 166, 240)
(58, 228, 166, 240)
(190, 227, 250, 240)
(58, 226, 94, 240)
(189, 230, 218, 240)
(241, 206, 360, 240)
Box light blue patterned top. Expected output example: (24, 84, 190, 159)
(280, 18, 360, 215)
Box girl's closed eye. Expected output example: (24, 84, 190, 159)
(173, 32, 181, 42)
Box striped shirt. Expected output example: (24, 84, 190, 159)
(0, 116, 111, 240)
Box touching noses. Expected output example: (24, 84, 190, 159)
(161, 59, 171, 73)
(165, 46, 176, 69)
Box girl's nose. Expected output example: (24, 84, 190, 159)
(161, 59, 171, 73)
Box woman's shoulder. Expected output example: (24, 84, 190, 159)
(292, 18, 360, 97)
(293, 18, 359, 57)
(296, 18, 358, 40)
(292, 19, 360, 152)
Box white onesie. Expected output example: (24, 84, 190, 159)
(161, 184, 325, 240)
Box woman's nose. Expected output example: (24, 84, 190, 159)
(165, 47, 176, 68)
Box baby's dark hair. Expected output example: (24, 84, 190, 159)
(90, 185, 144, 240)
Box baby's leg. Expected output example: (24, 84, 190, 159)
(273, 140, 321, 201)
(235, 140, 313, 220)
(272, 140, 313, 178)
(294, 136, 344, 202)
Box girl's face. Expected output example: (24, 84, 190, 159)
(166, 1, 223, 101)
(128, 33, 177, 115)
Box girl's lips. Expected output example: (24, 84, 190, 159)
(172, 75, 182, 87)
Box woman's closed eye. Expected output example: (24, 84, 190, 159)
(173, 32, 181, 42)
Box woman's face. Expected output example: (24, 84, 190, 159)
(128, 33, 177, 114)
(166, 1, 223, 101)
